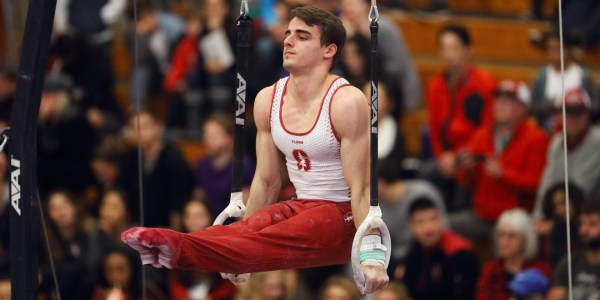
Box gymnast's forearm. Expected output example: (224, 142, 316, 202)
(243, 177, 280, 220)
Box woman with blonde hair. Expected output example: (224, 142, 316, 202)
(476, 208, 551, 300)
(235, 270, 294, 300)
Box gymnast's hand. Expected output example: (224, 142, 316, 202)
(121, 227, 182, 269)
(357, 264, 389, 295)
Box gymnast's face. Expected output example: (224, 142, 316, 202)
(283, 17, 334, 72)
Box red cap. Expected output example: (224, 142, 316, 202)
(555, 88, 592, 111)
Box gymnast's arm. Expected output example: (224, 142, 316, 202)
(331, 86, 371, 229)
(243, 86, 282, 220)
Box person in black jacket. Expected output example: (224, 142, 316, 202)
(117, 109, 194, 228)
(395, 197, 479, 300)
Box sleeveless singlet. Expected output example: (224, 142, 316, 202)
(270, 76, 352, 202)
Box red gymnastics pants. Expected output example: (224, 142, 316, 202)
(122, 199, 356, 274)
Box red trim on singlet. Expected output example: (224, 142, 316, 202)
(268, 82, 278, 130)
(328, 83, 352, 143)
(279, 77, 341, 136)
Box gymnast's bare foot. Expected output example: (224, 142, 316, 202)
(121, 227, 182, 269)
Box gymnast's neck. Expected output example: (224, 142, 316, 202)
(286, 65, 334, 103)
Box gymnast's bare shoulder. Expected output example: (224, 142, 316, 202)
(253, 84, 276, 131)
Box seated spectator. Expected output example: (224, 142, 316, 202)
(169, 198, 237, 300)
(508, 268, 550, 300)
(451, 80, 548, 241)
(370, 76, 407, 183)
(380, 180, 446, 260)
(0, 66, 17, 127)
(534, 88, 600, 218)
(338, 34, 371, 90)
(194, 113, 255, 216)
(340, 0, 421, 112)
(476, 209, 551, 300)
(118, 108, 195, 228)
(126, 0, 175, 104)
(198, 0, 237, 113)
(182, 198, 213, 233)
(397, 198, 479, 300)
(91, 247, 158, 300)
(374, 282, 412, 300)
(531, 31, 598, 130)
(50, 32, 124, 135)
(88, 136, 128, 214)
(318, 275, 361, 300)
(547, 200, 600, 300)
(38, 74, 98, 196)
(0, 275, 9, 300)
(536, 181, 584, 267)
(419, 24, 496, 210)
(164, 9, 205, 138)
(40, 189, 94, 300)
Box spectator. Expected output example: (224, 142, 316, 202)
(530, 31, 598, 130)
(194, 113, 255, 216)
(118, 109, 195, 228)
(182, 198, 213, 233)
(534, 88, 600, 218)
(371, 76, 406, 182)
(451, 80, 548, 241)
(53, 0, 126, 133)
(338, 34, 371, 90)
(0, 66, 17, 127)
(127, 0, 175, 104)
(198, 0, 237, 113)
(38, 74, 98, 196)
(0, 275, 9, 300)
(419, 24, 496, 210)
(398, 198, 479, 300)
(374, 282, 412, 300)
(40, 189, 94, 300)
(319, 275, 361, 300)
(536, 182, 584, 267)
(236, 270, 295, 300)
(340, 0, 421, 112)
(547, 200, 600, 300)
(89, 136, 128, 214)
(508, 268, 550, 300)
(169, 198, 237, 300)
(50, 32, 124, 135)
(164, 9, 204, 138)
(476, 209, 551, 300)
(380, 180, 446, 260)
(91, 247, 154, 300)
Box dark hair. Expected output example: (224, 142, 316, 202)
(581, 199, 600, 217)
(535, 29, 584, 50)
(127, 0, 154, 21)
(439, 24, 471, 47)
(542, 181, 585, 219)
(290, 6, 346, 69)
(97, 247, 141, 298)
(408, 197, 437, 217)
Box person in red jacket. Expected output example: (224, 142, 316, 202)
(451, 80, 549, 240)
(420, 24, 496, 211)
(476, 209, 551, 300)
(393, 197, 480, 300)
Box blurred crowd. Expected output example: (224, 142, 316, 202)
(0, 0, 599, 299)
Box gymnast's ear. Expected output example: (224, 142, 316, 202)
(324, 43, 337, 59)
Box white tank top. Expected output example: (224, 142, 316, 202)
(270, 76, 352, 202)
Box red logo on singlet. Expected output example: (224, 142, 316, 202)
(292, 149, 311, 172)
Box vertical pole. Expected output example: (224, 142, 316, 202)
(9, 0, 57, 299)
